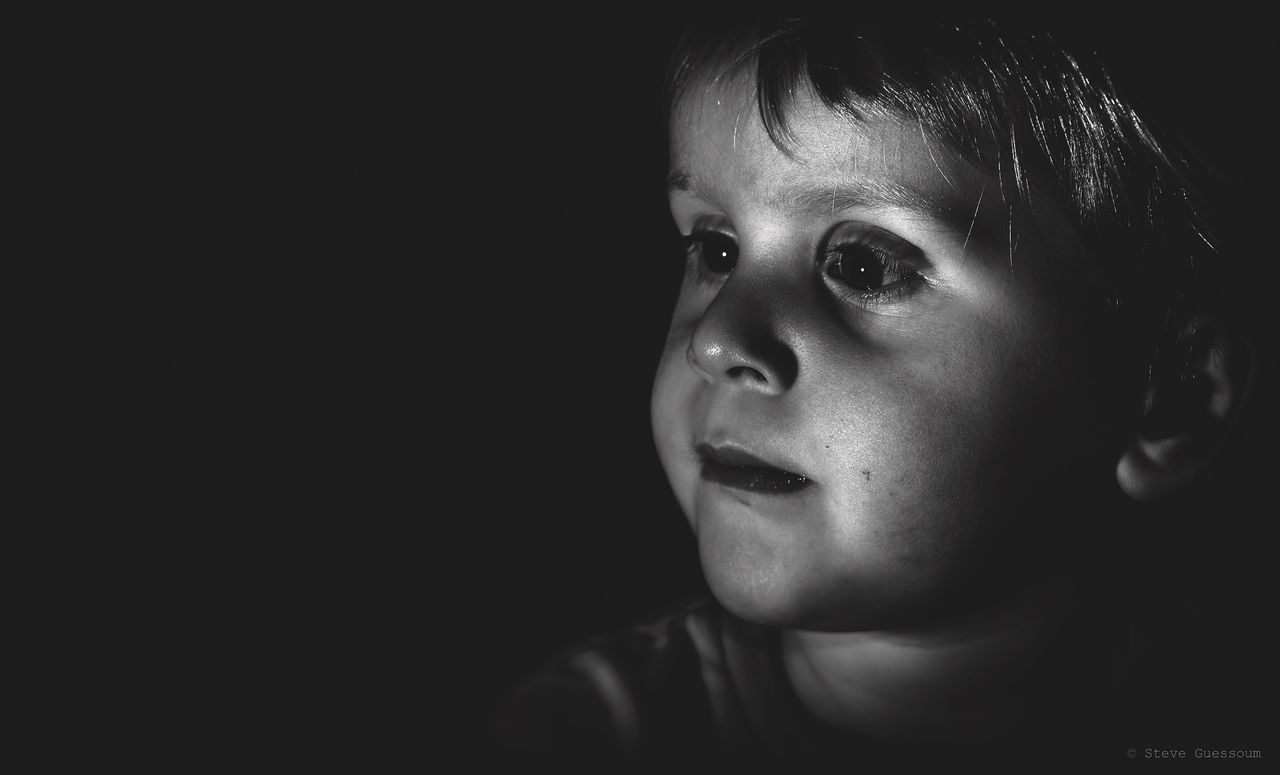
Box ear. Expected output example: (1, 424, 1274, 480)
(1116, 318, 1256, 502)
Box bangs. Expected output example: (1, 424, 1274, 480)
(668, 18, 1189, 233)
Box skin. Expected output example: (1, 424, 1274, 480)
(651, 73, 1126, 739)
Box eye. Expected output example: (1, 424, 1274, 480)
(820, 223, 928, 308)
(685, 231, 738, 274)
(826, 244, 892, 291)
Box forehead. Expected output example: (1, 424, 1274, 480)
(668, 71, 1085, 267)
(669, 72, 990, 220)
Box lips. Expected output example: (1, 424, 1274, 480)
(695, 442, 812, 494)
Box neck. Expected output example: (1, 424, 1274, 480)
(781, 580, 1105, 745)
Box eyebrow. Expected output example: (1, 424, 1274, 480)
(667, 168, 995, 245)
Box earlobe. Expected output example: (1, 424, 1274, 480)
(1116, 431, 1209, 502)
(1115, 325, 1255, 502)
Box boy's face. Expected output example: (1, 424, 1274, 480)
(652, 73, 1117, 631)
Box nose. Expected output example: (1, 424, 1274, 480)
(687, 275, 799, 394)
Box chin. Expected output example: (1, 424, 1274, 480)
(698, 538, 964, 632)
(696, 536, 782, 622)
(704, 571, 806, 628)
(698, 538, 857, 630)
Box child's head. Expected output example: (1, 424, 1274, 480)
(650, 16, 1252, 632)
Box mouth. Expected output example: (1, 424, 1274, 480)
(695, 442, 812, 495)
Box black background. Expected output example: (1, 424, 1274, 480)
(18, 10, 1277, 766)
(19, 9, 704, 766)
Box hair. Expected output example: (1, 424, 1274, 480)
(664, 15, 1235, 429)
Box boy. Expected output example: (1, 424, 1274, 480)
(493, 16, 1266, 766)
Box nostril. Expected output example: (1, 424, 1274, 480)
(726, 365, 767, 383)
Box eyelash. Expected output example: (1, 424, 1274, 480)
(820, 242, 926, 308)
(681, 229, 926, 308)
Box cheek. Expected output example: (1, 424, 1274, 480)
(820, 336, 1078, 554)
(650, 290, 703, 421)
(650, 345, 683, 452)
(824, 393, 991, 563)
(651, 307, 697, 412)
(650, 315, 699, 490)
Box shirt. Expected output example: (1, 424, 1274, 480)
(489, 597, 1145, 767)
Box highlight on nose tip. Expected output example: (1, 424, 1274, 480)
(687, 335, 797, 392)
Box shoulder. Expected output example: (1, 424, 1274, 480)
(490, 598, 748, 760)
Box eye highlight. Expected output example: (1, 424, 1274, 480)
(821, 223, 928, 308)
